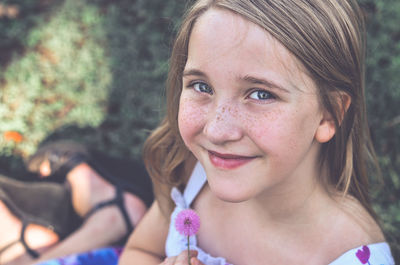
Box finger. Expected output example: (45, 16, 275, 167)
(160, 256, 176, 265)
(190, 257, 205, 265)
(175, 250, 199, 264)
(189, 250, 199, 258)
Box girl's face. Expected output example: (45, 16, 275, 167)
(178, 9, 332, 203)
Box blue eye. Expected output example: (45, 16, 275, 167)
(248, 90, 275, 100)
(192, 82, 213, 95)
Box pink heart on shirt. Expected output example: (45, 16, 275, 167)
(355, 245, 370, 264)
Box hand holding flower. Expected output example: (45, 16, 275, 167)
(160, 250, 205, 265)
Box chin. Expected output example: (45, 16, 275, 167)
(208, 180, 253, 203)
(214, 191, 251, 203)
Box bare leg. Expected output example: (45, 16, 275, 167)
(65, 163, 148, 237)
(0, 201, 59, 264)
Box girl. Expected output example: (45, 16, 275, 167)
(120, 0, 395, 264)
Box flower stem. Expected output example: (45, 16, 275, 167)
(187, 235, 191, 265)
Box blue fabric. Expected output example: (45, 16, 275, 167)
(36, 247, 122, 265)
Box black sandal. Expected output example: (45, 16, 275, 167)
(0, 221, 40, 259)
(0, 176, 76, 259)
(83, 184, 134, 244)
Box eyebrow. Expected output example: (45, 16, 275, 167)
(242, 75, 290, 93)
(182, 69, 207, 78)
(182, 68, 290, 93)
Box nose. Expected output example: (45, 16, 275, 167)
(203, 104, 243, 145)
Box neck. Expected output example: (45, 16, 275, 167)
(255, 142, 333, 224)
(247, 162, 333, 226)
(258, 179, 330, 224)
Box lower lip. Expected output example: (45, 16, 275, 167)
(208, 152, 255, 170)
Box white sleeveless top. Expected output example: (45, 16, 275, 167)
(165, 162, 395, 265)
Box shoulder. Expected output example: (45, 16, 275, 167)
(325, 194, 392, 263)
(123, 200, 169, 258)
(334, 194, 385, 243)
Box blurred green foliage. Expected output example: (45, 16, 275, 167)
(0, 0, 399, 261)
(359, 0, 400, 260)
(0, 0, 185, 159)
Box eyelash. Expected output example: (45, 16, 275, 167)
(189, 81, 214, 95)
(247, 89, 276, 101)
(187, 81, 276, 102)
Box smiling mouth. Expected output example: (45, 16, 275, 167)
(208, 150, 257, 170)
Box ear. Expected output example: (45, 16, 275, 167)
(315, 92, 351, 143)
(315, 111, 336, 143)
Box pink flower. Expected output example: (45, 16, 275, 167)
(355, 245, 370, 264)
(175, 209, 200, 237)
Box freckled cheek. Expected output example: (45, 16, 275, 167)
(178, 98, 207, 145)
(244, 109, 280, 138)
(246, 111, 299, 153)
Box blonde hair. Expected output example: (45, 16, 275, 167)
(143, 0, 380, 219)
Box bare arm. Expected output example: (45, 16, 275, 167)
(119, 200, 169, 265)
